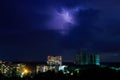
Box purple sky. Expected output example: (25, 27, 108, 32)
(0, 0, 120, 62)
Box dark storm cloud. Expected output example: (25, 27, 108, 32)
(0, 0, 53, 29)
(61, 8, 100, 49)
(59, 0, 120, 61)
(69, 1, 120, 50)
(0, 0, 120, 61)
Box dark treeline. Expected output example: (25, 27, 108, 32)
(0, 67, 120, 80)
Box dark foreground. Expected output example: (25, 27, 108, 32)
(0, 67, 120, 80)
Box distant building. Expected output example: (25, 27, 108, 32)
(47, 56, 62, 66)
(0, 61, 15, 77)
(37, 56, 63, 73)
(75, 54, 100, 65)
(36, 65, 49, 73)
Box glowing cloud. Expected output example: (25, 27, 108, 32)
(47, 7, 79, 35)
(59, 8, 73, 23)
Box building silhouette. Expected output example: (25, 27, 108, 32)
(75, 53, 100, 65)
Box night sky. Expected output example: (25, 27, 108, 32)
(0, 0, 120, 62)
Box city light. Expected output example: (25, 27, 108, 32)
(23, 69, 29, 74)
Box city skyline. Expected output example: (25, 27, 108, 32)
(0, 0, 120, 62)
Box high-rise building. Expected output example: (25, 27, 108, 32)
(75, 54, 100, 65)
(47, 56, 62, 66)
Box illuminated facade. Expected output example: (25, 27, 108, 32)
(16, 63, 31, 77)
(75, 54, 100, 65)
(0, 61, 13, 77)
(47, 56, 62, 66)
(36, 65, 67, 73)
(0, 61, 32, 77)
(36, 65, 49, 73)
